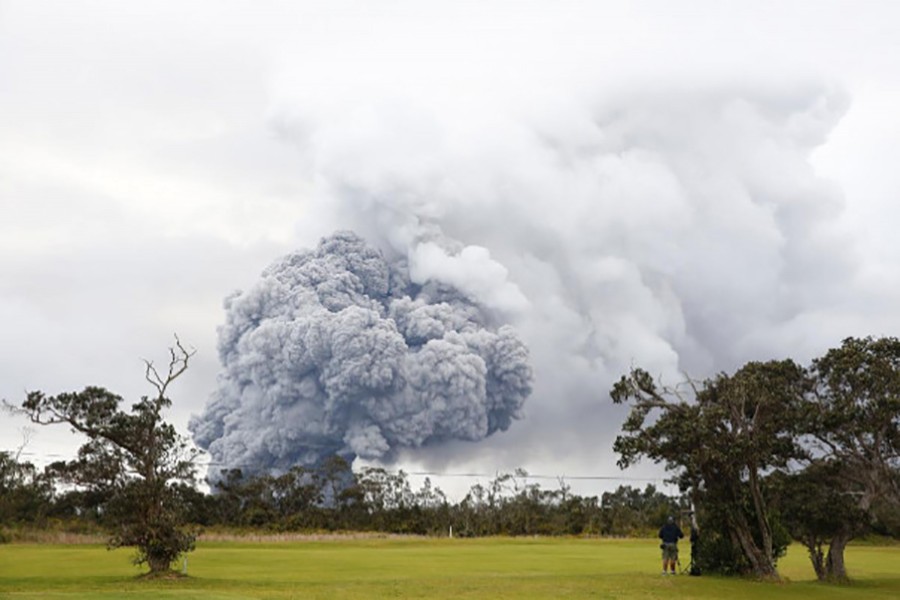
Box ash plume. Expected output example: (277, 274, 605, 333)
(189, 231, 532, 479)
(266, 79, 862, 479)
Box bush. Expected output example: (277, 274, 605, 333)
(695, 506, 790, 576)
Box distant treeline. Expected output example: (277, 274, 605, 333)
(1, 452, 680, 539)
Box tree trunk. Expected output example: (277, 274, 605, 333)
(747, 468, 774, 562)
(803, 537, 826, 581)
(825, 533, 850, 582)
(147, 554, 170, 574)
(730, 513, 779, 579)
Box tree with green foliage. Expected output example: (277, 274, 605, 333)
(769, 462, 866, 581)
(599, 484, 682, 536)
(16, 338, 199, 574)
(797, 336, 900, 580)
(0, 450, 53, 535)
(612, 360, 807, 578)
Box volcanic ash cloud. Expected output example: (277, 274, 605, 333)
(189, 231, 533, 479)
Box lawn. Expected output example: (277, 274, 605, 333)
(1, 537, 898, 599)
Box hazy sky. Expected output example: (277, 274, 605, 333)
(3, 1, 900, 497)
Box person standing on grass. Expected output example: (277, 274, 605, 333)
(658, 516, 684, 575)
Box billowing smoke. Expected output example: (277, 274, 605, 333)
(189, 231, 532, 478)
(194, 11, 883, 486)
(262, 79, 868, 482)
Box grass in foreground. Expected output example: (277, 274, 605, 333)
(1, 537, 899, 599)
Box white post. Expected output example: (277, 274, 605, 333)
(449, 525, 453, 538)
(182, 557, 188, 575)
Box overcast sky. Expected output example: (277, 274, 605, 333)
(3, 1, 900, 498)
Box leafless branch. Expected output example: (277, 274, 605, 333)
(144, 334, 196, 399)
(632, 372, 698, 412)
(13, 427, 34, 461)
(1, 398, 17, 416)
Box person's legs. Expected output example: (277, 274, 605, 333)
(661, 544, 678, 574)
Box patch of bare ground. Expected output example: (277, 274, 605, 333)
(4, 527, 432, 544)
(198, 530, 428, 543)
(6, 529, 106, 544)
(136, 570, 189, 580)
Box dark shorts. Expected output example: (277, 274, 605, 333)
(661, 542, 679, 561)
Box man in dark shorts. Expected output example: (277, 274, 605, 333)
(658, 516, 684, 575)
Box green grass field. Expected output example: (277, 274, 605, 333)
(1, 537, 899, 599)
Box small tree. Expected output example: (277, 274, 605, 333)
(799, 336, 900, 580)
(769, 462, 867, 581)
(17, 338, 199, 574)
(0, 451, 53, 533)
